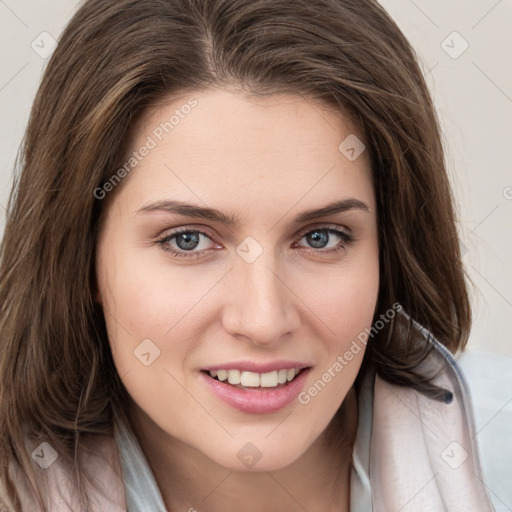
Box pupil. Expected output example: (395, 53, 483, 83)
(307, 230, 328, 248)
(176, 232, 200, 250)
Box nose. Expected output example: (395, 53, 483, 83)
(222, 249, 300, 347)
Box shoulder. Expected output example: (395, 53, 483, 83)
(456, 349, 512, 512)
(80, 432, 127, 511)
(2, 433, 126, 512)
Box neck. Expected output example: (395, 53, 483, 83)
(129, 386, 359, 512)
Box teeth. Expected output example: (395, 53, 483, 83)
(260, 371, 278, 388)
(209, 368, 301, 388)
(241, 371, 260, 387)
(227, 369, 241, 385)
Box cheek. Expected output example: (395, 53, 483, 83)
(295, 247, 379, 399)
(299, 251, 379, 341)
(297, 272, 378, 417)
(100, 243, 200, 334)
(98, 244, 225, 384)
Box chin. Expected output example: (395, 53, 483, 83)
(206, 433, 310, 473)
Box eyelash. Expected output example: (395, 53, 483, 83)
(155, 224, 355, 260)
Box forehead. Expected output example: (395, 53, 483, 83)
(114, 88, 375, 219)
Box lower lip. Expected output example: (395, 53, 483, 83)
(200, 368, 311, 414)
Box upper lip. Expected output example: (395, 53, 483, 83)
(201, 360, 312, 373)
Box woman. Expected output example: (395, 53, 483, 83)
(0, 0, 497, 510)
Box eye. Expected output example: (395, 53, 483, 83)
(157, 228, 218, 258)
(156, 224, 355, 259)
(293, 225, 354, 256)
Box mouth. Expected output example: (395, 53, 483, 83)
(199, 366, 312, 414)
(201, 367, 309, 391)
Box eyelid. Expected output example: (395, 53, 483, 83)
(156, 222, 352, 241)
(155, 222, 354, 258)
(154, 224, 218, 243)
(295, 222, 352, 238)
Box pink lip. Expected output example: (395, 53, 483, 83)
(200, 367, 311, 414)
(201, 360, 311, 373)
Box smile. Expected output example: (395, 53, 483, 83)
(200, 367, 312, 414)
(207, 368, 302, 389)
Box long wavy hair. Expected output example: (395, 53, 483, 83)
(0, 0, 471, 509)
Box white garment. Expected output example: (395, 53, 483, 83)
(350, 311, 500, 511)
(114, 312, 504, 511)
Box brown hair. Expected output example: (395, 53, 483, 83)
(0, 0, 471, 509)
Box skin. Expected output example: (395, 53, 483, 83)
(95, 87, 379, 512)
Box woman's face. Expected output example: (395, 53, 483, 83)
(95, 88, 379, 471)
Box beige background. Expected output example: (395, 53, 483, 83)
(0, 0, 511, 355)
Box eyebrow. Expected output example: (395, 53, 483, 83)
(136, 198, 369, 225)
